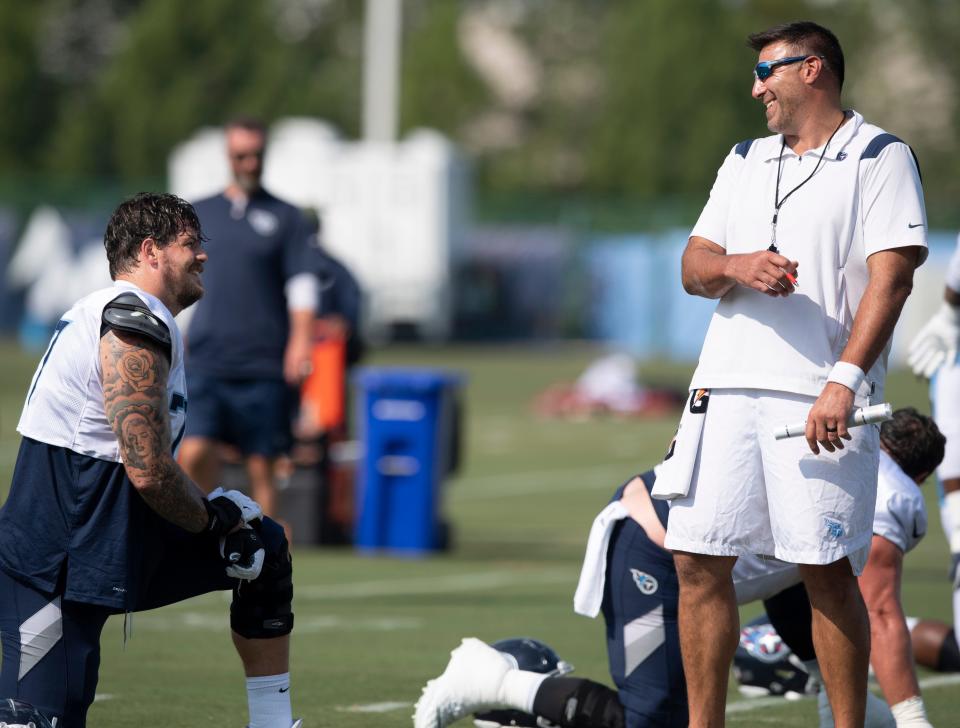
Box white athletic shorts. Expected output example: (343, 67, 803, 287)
(664, 389, 879, 575)
(932, 363, 960, 481)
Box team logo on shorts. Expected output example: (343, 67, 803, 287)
(689, 389, 710, 414)
(630, 569, 659, 595)
(824, 518, 845, 539)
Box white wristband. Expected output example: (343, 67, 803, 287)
(827, 361, 865, 394)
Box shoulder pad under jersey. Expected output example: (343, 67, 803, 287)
(101, 292, 172, 356)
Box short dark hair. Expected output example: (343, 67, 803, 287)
(880, 407, 945, 480)
(104, 192, 204, 279)
(747, 21, 845, 90)
(225, 115, 267, 136)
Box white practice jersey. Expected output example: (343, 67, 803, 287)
(733, 449, 926, 603)
(17, 281, 187, 462)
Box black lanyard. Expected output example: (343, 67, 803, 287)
(768, 114, 846, 253)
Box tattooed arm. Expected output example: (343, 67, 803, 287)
(100, 328, 209, 533)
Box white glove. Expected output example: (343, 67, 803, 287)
(207, 487, 263, 524)
(907, 302, 960, 378)
(219, 525, 266, 580)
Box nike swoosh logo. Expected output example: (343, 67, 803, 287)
(908, 222, 924, 228)
(279, 687, 289, 693)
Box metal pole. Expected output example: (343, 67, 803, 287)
(362, 0, 402, 142)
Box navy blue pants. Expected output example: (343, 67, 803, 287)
(603, 515, 688, 728)
(0, 517, 288, 728)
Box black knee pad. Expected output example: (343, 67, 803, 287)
(534, 677, 624, 728)
(939, 628, 960, 672)
(567, 679, 624, 728)
(230, 519, 294, 639)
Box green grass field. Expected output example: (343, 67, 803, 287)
(0, 340, 956, 726)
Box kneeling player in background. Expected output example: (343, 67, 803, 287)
(0, 194, 298, 728)
(414, 408, 945, 728)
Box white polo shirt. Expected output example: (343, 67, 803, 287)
(689, 110, 927, 404)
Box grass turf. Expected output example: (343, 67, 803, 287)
(0, 340, 955, 726)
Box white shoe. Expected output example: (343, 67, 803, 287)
(414, 638, 513, 728)
(291, 721, 303, 728)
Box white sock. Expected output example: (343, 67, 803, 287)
(498, 670, 549, 713)
(246, 673, 293, 728)
(890, 696, 933, 728)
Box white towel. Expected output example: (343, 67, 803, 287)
(573, 500, 629, 618)
(651, 389, 709, 501)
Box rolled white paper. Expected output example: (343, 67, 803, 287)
(774, 402, 893, 441)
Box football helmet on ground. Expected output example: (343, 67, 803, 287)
(0, 698, 55, 728)
(733, 615, 815, 699)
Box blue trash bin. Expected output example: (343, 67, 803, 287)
(353, 367, 463, 554)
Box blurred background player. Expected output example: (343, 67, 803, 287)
(414, 407, 944, 728)
(178, 117, 317, 521)
(907, 231, 960, 655)
(0, 193, 298, 728)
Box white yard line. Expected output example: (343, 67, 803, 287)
(336, 702, 411, 713)
(126, 612, 424, 632)
(296, 568, 572, 600)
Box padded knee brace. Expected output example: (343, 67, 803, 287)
(938, 628, 960, 672)
(230, 520, 294, 639)
(533, 677, 624, 728)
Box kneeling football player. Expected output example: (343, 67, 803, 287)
(0, 193, 299, 728)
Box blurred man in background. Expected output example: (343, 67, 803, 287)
(668, 21, 926, 727)
(178, 117, 317, 521)
(0, 193, 298, 728)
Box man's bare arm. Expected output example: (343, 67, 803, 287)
(100, 328, 209, 532)
(805, 247, 920, 453)
(858, 534, 921, 705)
(681, 236, 798, 299)
(283, 307, 314, 385)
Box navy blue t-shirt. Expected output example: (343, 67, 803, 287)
(0, 438, 158, 610)
(187, 189, 310, 379)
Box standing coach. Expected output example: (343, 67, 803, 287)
(661, 21, 927, 728)
(178, 117, 316, 521)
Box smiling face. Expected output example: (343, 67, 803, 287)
(752, 42, 808, 135)
(158, 228, 207, 311)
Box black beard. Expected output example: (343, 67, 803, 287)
(163, 267, 204, 311)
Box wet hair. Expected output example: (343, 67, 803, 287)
(880, 407, 946, 480)
(104, 192, 204, 279)
(748, 21, 845, 90)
